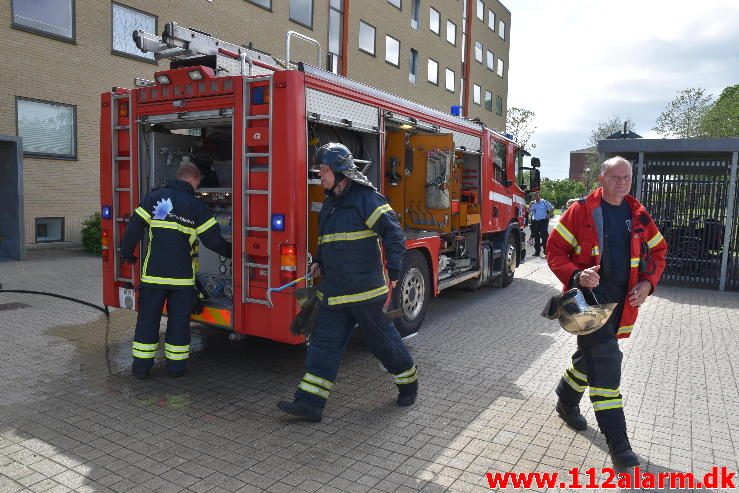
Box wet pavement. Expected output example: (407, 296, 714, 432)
(1, 247, 738, 492)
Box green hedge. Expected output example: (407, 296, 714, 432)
(81, 212, 102, 256)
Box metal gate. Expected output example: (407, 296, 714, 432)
(639, 160, 730, 289)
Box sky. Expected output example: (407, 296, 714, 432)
(505, 0, 739, 179)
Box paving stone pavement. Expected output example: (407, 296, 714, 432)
(0, 248, 738, 492)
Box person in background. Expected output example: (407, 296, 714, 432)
(529, 192, 554, 256)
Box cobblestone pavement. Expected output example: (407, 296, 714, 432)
(1, 247, 738, 492)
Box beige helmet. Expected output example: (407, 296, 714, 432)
(541, 288, 618, 336)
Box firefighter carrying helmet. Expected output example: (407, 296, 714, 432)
(541, 288, 618, 336)
(314, 143, 375, 189)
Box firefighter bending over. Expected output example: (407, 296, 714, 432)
(120, 162, 231, 379)
(547, 156, 666, 469)
(278, 143, 417, 422)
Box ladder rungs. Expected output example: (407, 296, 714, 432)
(246, 115, 272, 121)
(114, 156, 130, 161)
(245, 226, 269, 232)
(114, 125, 130, 130)
(245, 153, 270, 158)
(244, 297, 271, 306)
(114, 187, 130, 192)
(115, 217, 130, 223)
(245, 262, 269, 269)
(245, 189, 268, 195)
(116, 277, 134, 283)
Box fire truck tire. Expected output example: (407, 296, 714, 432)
(392, 250, 430, 337)
(492, 234, 517, 288)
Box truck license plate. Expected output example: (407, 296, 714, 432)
(119, 288, 135, 310)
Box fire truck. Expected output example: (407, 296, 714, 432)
(100, 23, 541, 343)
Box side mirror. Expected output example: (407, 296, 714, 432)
(530, 168, 541, 192)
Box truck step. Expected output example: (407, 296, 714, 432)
(438, 270, 482, 291)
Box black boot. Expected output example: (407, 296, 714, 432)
(556, 399, 587, 431)
(397, 381, 418, 406)
(277, 399, 323, 422)
(605, 430, 639, 470)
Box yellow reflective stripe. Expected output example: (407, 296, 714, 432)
(303, 373, 334, 391)
(591, 246, 600, 256)
(647, 231, 664, 249)
(590, 387, 620, 398)
(132, 349, 156, 359)
(555, 223, 578, 247)
(196, 217, 217, 234)
(316, 291, 324, 301)
(393, 365, 417, 379)
(327, 285, 389, 306)
(366, 204, 394, 228)
(141, 274, 195, 286)
(631, 257, 640, 268)
(568, 365, 587, 383)
(593, 399, 623, 411)
(151, 219, 196, 236)
(562, 372, 586, 393)
(132, 342, 158, 351)
(395, 373, 418, 385)
(164, 343, 190, 353)
(135, 207, 151, 224)
(617, 325, 633, 336)
(298, 381, 330, 399)
(574, 245, 582, 254)
(165, 352, 189, 361)
(319, 230, 377, 244)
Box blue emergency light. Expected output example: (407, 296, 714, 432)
(451, 105, 462, 117)
(101, 205, 112, 220)
(271, 213, 285, 231)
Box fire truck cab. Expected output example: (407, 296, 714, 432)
(100, 23, 541, 343)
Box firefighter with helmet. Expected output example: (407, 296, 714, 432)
(277, 143, 417, 422)
(120, 162, 231, 379)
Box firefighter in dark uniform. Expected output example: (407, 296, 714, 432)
(120, 162, 231, 379)
(277, 143, 417, 422)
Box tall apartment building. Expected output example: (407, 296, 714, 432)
(1, 0, 511, 247)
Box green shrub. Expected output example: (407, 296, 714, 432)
(81, 212, 102, 255)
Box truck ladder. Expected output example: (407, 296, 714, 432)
(111, 92, 135, 285)
(242, 75, 274, 306)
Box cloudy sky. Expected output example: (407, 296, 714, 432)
(505, 0, 739, 179)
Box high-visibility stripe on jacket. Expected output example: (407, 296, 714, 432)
(314, 182, 405, 306)
(546, 187, 667, 339)
(120, 179, 231, 288)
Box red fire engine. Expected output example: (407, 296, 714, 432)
(100, 23, 541, 343)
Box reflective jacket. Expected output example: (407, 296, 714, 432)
(546, 187, 667, 339)
(315, 182, 405, 306)
(120, 179, 231, 288)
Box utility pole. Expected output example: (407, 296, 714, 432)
(584, 167, 591, 194)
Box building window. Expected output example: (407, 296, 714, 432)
(385, 35, 400, 66)
(35, 217, 65, 243)
(328, 0, 343, 73)
(485, 90, 493, 111)
(445, 68, 455, 92)
(429, 7, 440, 34)
(112, 3, 156, 61)
(473, 84, 481, 105)
(388, 0, 401, 9)
(474, 41, 483, 63)
(497, 57, 504, 77)
(427, 58, 438, 85)
(11, 0, 75, 41)
(476, 0, 484, 21)
(410, 0, 420, 30)
(488, 9, 495, 30)
(496, 95, 503, 115)
(358, 21, 376, 55)
(247, 0, 271, 9)
(16, 97, 76, 159)
(409, 49, 418, 84)
(499, 19, 506, 40)
(290, 0, 313, 29)
(486, 50, 494, 70)
(446, 20, 456, 45)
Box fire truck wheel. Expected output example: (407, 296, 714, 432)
(497, 234, 517, 287)
(392, 250, 430, 337)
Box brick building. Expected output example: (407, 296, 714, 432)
(568, 146, 596, 181)
(1, 0, 510, 247)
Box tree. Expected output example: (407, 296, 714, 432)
(540, 178, 586, 209)
(699, 84, 739, 138)
(653, 87, 713, 138)
(506, 107, 537, 150)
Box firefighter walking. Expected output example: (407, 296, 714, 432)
(278, 143, 417, 422)
(120, 163, 231, 379)
(547, 156, 666, 469)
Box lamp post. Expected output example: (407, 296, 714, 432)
(584, 166, 591, 194)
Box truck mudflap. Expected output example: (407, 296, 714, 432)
(190, 307, 232, 330)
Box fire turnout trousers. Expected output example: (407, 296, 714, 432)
(294, 300, 417, 408)
(555, 315, 626, 433)
(131, 286, 194, 374)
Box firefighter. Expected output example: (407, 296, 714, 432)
(120, 162, 231, 379)
(277, 143, 417, 422)
(547, 156, 666, 470)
